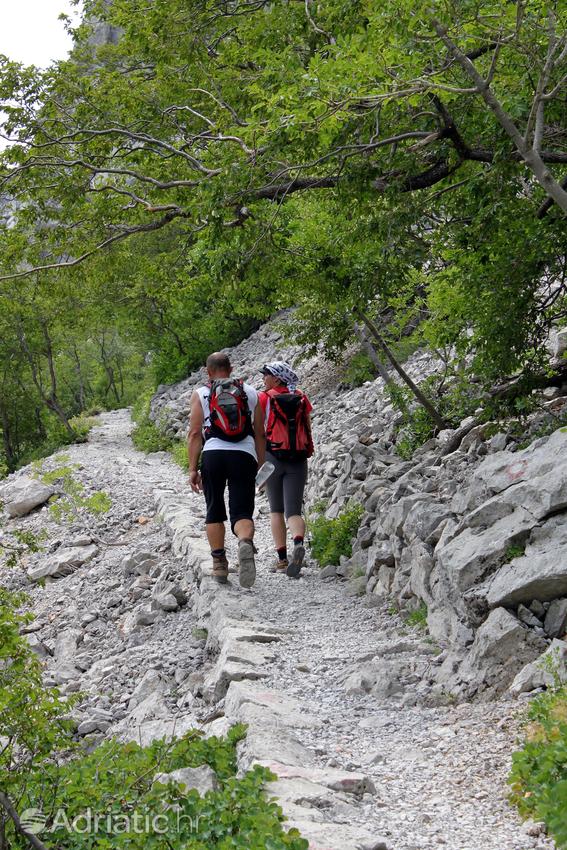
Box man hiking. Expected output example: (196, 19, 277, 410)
(188, 352, 266, 587)
(258, 361, 314, 579)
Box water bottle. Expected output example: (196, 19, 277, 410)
(256, 461, 275, 490)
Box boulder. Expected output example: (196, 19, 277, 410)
(544, 598, 567, 638)
(402, 502, 454, 545)
(435, 508, 535, 593)
(154, 765, 218, 796)
(553, 328, 567, 358)
(486, 539, 567, 608)
(2, 476, 54, 517)
(458, 608, 547, 693)
(28, 544, 98, 581)
(510, 640, 567, 696)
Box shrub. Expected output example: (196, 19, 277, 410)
(342, 351, 377, 388)
(68, 414, 100, 442)
(0, 590, 308, 850)
(131, 391, 174, 454)
(308, 502, 364, 567)
(509, 684, 567, 849)
(170, 440, 189, 470)
(405, 602, 428, 630)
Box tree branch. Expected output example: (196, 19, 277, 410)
(0, 210, 186, 282)
(0, 791, 51, 850)
(428, 14, 567, 215)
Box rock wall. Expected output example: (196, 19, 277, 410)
(152, 312, 567, 700)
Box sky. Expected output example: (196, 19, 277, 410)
(0, 0, 83, 67)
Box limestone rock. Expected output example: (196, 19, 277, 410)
(544, 598, 567, 638)
(510, 640, 567, 696)
(486, 539, 567, 608)
(28, 544, 98, 581)
(459, 608, 548, 693)
(2, 476, 54, 517)
(154, 765, 218, 796)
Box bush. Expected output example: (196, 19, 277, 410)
(509, 684, 567, 849)
(131, 390, 174, 454)
(308, 502, 364, 567)
(0, 589, 308, 850)
(68, 413, 100, 442)
(342, 351, 377, 388)
(170, 440, 189, 470)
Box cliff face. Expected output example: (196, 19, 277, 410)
(151, 311, 567, 701)
(86, 0, 121, 46)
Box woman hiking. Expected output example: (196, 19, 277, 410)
(258, 361, 314, 579)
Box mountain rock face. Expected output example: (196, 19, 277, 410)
(87, 0, 121, 46)
(151, 311, 567, 700)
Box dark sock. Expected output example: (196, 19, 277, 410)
(211, 548, 225, 557)
(293, 536, 304, 546)
(277, 546, 287, 562)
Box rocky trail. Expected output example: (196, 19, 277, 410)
(1, 409, 555, 850)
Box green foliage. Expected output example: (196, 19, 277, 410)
(0, 587, 79, 808)
(192, 628, 208, 641)
(0, 589, 307, 848)
(84, 491, 112, 515)
(405, 603, 428, 630)
(131, 390, 174, 454)
(504, 543, 526, 562)
(68, 414, 100, 442)
(308, 502, 364, 567)
(390, 373, 484, 458)
(341, 351, 378, 388)
(509, 686, 567, 849)
(10, 724, 310, 849)
(0, 0, 564, 445)
(131, 417, 174, 455)
(170, 440, 189, 471)
(0, 528, 45, 569)
(33, 460, 112, 523)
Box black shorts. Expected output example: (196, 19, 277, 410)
(201, 450, 257, 532)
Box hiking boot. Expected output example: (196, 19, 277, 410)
(270, 558, 288, 574)
(287, 543, 305, 579)
(238, 539, 256, 588)
(212, 553, 229, 584)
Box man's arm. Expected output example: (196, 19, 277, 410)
(188, 390, 204, 493)
(253, 400, 266, 468)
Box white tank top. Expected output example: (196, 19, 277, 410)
(197, 383, 258, 459)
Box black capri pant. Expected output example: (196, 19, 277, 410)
(201, 450, 257, 532)
(265, 451, 308, 518)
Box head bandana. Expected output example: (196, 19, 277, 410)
(261, 361, 299, 392)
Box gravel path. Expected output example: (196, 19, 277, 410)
(3, 410, 554, 850)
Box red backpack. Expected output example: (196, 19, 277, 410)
(205, 379, 252, 442)
(265, 389, 314, 461)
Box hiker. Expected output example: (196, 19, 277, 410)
(258, 361, 314, 578)
(188, 352, 266, 587)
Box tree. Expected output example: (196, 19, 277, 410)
(0, 0, 564, 428)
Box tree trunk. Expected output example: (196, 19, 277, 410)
(356, 308, 447, 429)
(72, 344, 87, 411)
(354, 322, 394, 386)
(98, 333, 121, 404)
(0, 399, 16, 470)
(17, 324, 76, 438)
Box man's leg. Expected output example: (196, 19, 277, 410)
(201, 452, 229, 583)
(206, 522, 225, 550)
(227, 452, 258, 588)
(234, 518, 254, 541)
